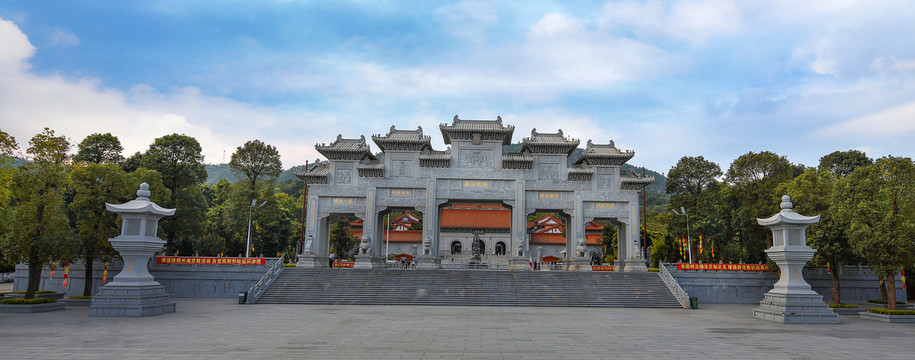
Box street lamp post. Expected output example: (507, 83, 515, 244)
(246, 199, 267, 258)
(671, 207, 693, 263)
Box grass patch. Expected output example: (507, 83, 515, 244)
(12, 290, 56, 294)
(68, 295, 92, 299)
(647, 268, 659, 272)
(867, 299, 905, 304)
(283, 263, 296, 267)
(828, 303, 859, 308)
(868, 308, 915, 316)
(1, 298, 57, 305)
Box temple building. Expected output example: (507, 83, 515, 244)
(297, 115, 653, 271)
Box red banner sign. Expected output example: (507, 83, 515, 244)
(333, 262, 354, 268)
(677, 263, 769, 271)
(591, 266, 615, 271)
(157, 256, 266, 265)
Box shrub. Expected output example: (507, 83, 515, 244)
(867, 299, 905, 304)
(828, 303, 859, 308)
(0, 292, 4, 297)
(1, 298, 57, 305)
(68, 295, 92, 299)
(868, 308, 915, 316)
(12, 290, 56, 294)
(829, 303, 858, 308)
(283, 263, 296, 267)
(647, 268, 659, 272)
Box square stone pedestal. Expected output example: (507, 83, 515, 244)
(564, 258, 592, 271)
(416, 255, 441, 270)
(88, 283, 176, 317)
(508, 257, 532, 271)
(753, 292, 839, 324)
(616, 259, 648, 272)
(353, 254, 385, 269)
(297, 255, 329, 268)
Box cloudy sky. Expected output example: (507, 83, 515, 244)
(1, 1, 913, 173)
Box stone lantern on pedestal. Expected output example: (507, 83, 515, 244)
(88, 183, 177, 317)
(753, 195, 839, 324)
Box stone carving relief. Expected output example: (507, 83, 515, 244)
(462, 151, 490, 168)
(336, 169, 352, 184)
(598, 175, 613, 189)
(393, 160, 411, 176)
(539, 164, 559, 179)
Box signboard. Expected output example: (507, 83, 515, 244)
(333, 262, 354, 268)
(157, 257, 266, 265)
(591, 266, 615, 271)
(676, 263, 770, 271)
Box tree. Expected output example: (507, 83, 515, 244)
(1, 162, 76, 298)
(666, 156, 723, 261)
(229, 140, 282, 193)
(69, 163, 131, 296)
(666, 156, 722, 201)
(725, 151, 795, 263)
(121, 151, 144, 173)
(141, 134, 207, 253)
(819, 150, 873, 177)
(778, 168, 856, 303)
(0, 130, 19, 272)
(73, 133, 125, 164)
(329, 218, 357, 261)
(27, 127, 71, 165)
(835, 157, 915, 310)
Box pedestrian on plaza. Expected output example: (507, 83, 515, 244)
(411, 259, 415, 269)
(328, 252, 335, 268)
(400, 256, 406, 269)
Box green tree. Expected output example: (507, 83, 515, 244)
(835, 157, 915, 310)
(27, 127, 71, 165)
(778, 168, 856, 303)
(229, 140, 282, 193)
(69, 163, 131, 296)
(666, 156, 724, 261)
(329, 218, 357, 261)
(1, 162, 76, 298)
(0, 130, 19, 272)
(121, 151, 144, 173)
(141, 134, 207, 253)
(819, 150, 873, 177)
(725, 151, 795, 263)
(73, 133, 125, 164)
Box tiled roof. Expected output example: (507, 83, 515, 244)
(296, 161, 329, 184)
(315, 135, 377, 161)
(530, 233, 602, 245)
(371, 126, 433, 152)
(419, 149, 451, 168)
(521, 128, 580, 155)
(439, 205, 511, 229)
(620, 171, 655, 190)
(357, 159, 384, 177)
(439, 115, 515, 145)
(575, 140, 635, 166)
(567, 164, 593, 181)
(502, 152, 533, 169)
(384, 230, 422, 243)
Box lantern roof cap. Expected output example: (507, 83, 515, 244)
(105, 183, 176, 216)
(757, 195, 819, 226)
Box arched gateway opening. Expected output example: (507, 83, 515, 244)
(297, 116, 653, 271)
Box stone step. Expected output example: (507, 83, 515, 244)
(256, 268, 682, 308)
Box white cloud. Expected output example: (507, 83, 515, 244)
(48, 29, 79, 47)
(599, 0, 743, 45)
(823, 102, 915, 140)
(870, 57, 915, 73)
(0, 16, 328, 167)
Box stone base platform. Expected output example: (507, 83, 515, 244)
(507, 257, 532, 271)
(88, 283, 176, 317)
(353, 255, 385, 269)
(564, 258, 592, 271)
(416, 255, 441, 270)
(753, 292, 839, 324)
(296, 255, 330, 268)
(617, 259, 648, 272)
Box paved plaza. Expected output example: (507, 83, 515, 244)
(1, 294, 914, 359)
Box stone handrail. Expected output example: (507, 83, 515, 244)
(246, 257, 284, 304)
(659, 263, 690, 309)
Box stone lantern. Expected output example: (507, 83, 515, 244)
(753, 195, 838, 324)
(88, 183, 177, 317)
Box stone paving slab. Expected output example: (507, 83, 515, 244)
(0, 298, 913, 359)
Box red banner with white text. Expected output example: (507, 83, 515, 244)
(676, 263, 770, 271)
(157, 256, 266, 265)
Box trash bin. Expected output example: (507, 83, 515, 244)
(690, 296, 698, 309)
(238, 291, 248, 304)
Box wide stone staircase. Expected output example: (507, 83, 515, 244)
(256, 268, 682, 308)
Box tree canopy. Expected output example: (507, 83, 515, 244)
(27, 127, 71, 165)
(73, 133, 124, 164)
(229, 139, 282, 192)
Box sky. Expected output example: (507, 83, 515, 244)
(1, 0, 914, 173)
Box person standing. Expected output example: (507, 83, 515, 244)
(328, 252, 335, 268)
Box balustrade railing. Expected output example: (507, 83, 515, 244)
(246, 257, 284, 304)
(659, 263, 691, 309)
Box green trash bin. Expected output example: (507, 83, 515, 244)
(238, 291, 248, 304)
(690, 296, 698, 309)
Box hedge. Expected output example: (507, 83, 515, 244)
(1, 298, 57, 305)
(828, 303, 859, 308)
(868, 308, 915, 316)
(12, 290, 57, 294)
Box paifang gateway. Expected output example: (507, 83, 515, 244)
(296, 115, 654, 271)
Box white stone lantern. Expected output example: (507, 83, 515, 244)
(753, 195, 838, 324)
(89, 183, 177, 317)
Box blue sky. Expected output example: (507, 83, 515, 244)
(1, 1, 914, 173)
